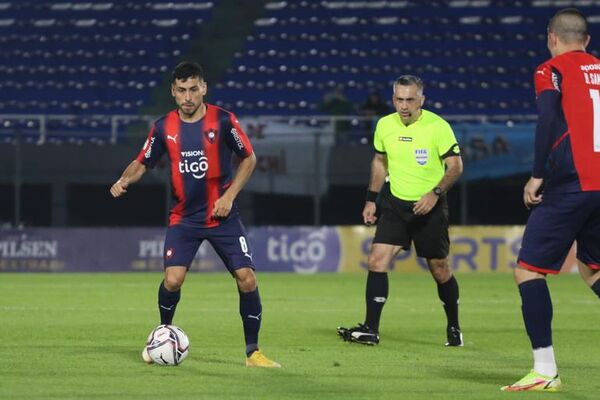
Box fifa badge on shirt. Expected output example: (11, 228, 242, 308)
(204, 129, 217, 144)
(414, 149, 428, 165)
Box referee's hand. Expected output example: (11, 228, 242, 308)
(363, 202, 377, 225)
(413, 192, 438, 215)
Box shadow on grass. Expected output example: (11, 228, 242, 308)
(433, 365, 517, 385)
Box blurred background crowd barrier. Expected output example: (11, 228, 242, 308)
(0, 226, 578, 273)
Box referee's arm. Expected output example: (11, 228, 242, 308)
(363, 153, 387, 225)
(368, 153, 387, 194)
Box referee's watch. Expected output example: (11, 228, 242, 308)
(432, 186, 443, 196)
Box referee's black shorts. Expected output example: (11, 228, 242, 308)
(373, 191, 449, 259)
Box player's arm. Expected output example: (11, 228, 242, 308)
(111, 121, 164, 198)
(110, 160, 147, 198)
(212, 152, 257, 218)
(524, 90, 562, 208)
(525, 66, 563, 208)
(363, 152, 387, 225)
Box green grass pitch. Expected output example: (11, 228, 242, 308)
(1, 272, 599, 399)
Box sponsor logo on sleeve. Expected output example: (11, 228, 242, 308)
(231, 128, 245, 150)
(144, 137, 155, 159)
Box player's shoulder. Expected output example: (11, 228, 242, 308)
(207, 103, 238, 123)
(535, 57, 554, 73)
(151, 110, 178, 131)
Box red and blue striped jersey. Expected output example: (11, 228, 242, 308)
(534, 50, 600, 192)
(136, 104, 254, 227)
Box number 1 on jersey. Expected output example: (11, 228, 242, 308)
(588, 89, 600, 152)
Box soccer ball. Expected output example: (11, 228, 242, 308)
(144, 324, 190, 365)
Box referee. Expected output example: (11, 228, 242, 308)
(337, 75, 464, 346)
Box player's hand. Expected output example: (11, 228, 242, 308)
(363, 201, 377, 225)
(212, 195, 233, 219)
(110, 178, 129, 198)
(413, 192, 438, 215)
(523, 177, 543, 209)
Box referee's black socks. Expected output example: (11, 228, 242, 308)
(365, 271, 388, 332)
(437, 275, 460, 330)
(158, 280, 181, 325)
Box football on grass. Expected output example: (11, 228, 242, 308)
(145, 324, 190, 365)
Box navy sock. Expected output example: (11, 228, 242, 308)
(518, 279, 553, 348)
(365, 271, 388, 332)
(158, 280, 180, 325)
(592, 279, 600, 298)
(437, 275, 460, 329)
(239, 288, 262, 356)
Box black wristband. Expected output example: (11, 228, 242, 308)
(366, 190, 379, 202)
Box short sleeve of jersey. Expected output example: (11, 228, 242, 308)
(223, 113, 253, 158)
(135, 122, 166, 168)
(436, 120, 460, 158)
(534, 63, 560, 97)
(373, 119, 385, 153)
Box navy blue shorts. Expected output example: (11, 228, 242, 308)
(518, 191, 600, 274)
(163, 216, 255, 273)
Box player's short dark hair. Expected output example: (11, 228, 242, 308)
(548, 8, 588, 44)
(172, 62, 204, 83)
(394, 75, 424, 93)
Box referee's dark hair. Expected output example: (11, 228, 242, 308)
(172, 62, 204, 83)
(394, 75, 424, 93)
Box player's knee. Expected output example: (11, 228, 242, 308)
(164, 276, 184, 291)
(235, 268, 257, 292)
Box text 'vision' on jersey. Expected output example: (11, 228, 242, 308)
(136, 104, 253, 227)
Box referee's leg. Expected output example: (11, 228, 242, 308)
(364, 243, 403, 332)
(426, 258, 462, 346)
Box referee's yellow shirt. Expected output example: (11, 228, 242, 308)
(373, 109, 459, 201)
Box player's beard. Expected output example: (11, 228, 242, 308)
(179, 102, 201, 118)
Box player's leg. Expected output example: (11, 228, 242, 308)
(159, 266, 187, 324)
(233, 267, 261, 356)
(578, 261, 600, 296)
(208, 217, 280, 367)
(502, 266, 562, 391)
(159, 224, 201, 325)
(575, 197, 600, 297)
(502, 193, 588, 391)
(142, 225, 199, 363)
(413, 196, 461, 345)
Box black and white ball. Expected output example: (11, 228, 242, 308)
(144, 324, 190, 365)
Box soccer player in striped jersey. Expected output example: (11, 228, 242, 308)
(502, 9, 600, 392)
(110, 62, 280, 368)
